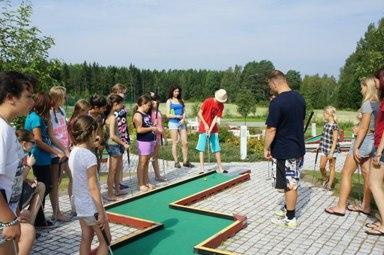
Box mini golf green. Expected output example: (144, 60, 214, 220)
(305, 134, 322, 143)
(107, 173, 238, 255)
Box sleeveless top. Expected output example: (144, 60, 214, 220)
(168, 99, 184, 124)
(135, 111, 155, 142)
(103, 117, 121, 145)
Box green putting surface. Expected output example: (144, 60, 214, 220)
(305, 134, 322, 143)
(107, 173, 236, 255)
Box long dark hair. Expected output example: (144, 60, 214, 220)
(168, 85, 184, 107)
(149, 92, 160, 116)
(375, 69, 384, 100)
(33, 92, 52, 120)
(105, 94, 123, 116)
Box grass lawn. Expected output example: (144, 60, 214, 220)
(302, 169, 383, 212)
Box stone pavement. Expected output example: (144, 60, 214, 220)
(31, 153, 384, 255)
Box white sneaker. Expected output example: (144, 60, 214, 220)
(275, 206, 287, 218)
(271, 217, 297, 228)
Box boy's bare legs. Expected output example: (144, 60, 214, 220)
(199, 152, 204, 173)
(214, 152, 224, 173)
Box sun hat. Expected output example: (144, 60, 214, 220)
(214, 89, 228, 103)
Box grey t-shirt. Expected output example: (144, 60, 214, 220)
(360, 100, 379, 131)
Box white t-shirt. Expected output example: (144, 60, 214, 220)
(69, 146, 98, 217)
(0, 118, 24, 205)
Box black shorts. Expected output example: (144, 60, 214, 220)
(274, 157, 303, 191)
(33, 165, 52, 195)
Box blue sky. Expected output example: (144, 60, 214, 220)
(30, 0, 384, 77)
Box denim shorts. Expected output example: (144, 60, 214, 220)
(168, 122, 187, 130)
(348, 133, 374, 158)
(106, 144, 124, 157)
(196, 133, 221, 153)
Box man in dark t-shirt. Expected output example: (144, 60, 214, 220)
(264, 70, 306, 228)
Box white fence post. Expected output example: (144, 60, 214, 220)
(240, 125, 247, 160)
(311, 123, 317, 137)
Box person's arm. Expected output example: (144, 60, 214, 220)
(32, 127, 65, 158)
(328, 128, 339, 158)
(353, 113, 371, 161)
(157, 112, 164, 134)
(133, 113, 157, 134)
(208, 116, 219, 134)
(87, 164, 108, 231)
(107, 116, 128, 148)
(0, 194, 20, 241)
(264, 126, 276, 160)
(197, 108, 209, 132)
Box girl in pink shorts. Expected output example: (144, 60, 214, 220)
(133, 95, 159, 192)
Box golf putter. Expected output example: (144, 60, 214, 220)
(94, 213, 113, 255)
(313, 149, 319, 183)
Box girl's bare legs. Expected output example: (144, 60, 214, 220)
(29, 182, 46, 224)
(319, 156, 328, 181)
(179, 129, 189, 164)
(50, 162, 66, 220)
(59, 162, 74, 213)
(79, 219, 95, 255)
(326, 154, 357, 213)
(369, 162, 384, 230)
(152, 143, 164, 180)
(327, 157, 336, 189)
(170, 130, 179, 164)
(361, 158, 372, 212)
(114, 157, 124, 195)
(137, 155, 148, 191)
(107, 156, 120, 199)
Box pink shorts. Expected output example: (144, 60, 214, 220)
(137, 141, 155, 156)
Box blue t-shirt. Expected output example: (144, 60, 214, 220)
(168, 100, 184, 124)
(266, 91, 306, 159)
(24, 112, 52, 166)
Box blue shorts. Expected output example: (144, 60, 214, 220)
(106, 144, 124, 157)
(196, 133, 221, 153)
(348, 133, 374, 158)
(168, 121, 187, 130)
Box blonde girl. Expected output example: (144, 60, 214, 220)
(104, 94, 129, 201)
(318, 106, 340, 190)
(326, 77, 379, 216)
(69, 115, 111, 255)
(49, 86, 72, 220)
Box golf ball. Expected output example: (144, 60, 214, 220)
(204, 178, 207, 181)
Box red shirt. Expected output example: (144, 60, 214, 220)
(198, 98, 224, 133)
(374, 101, 384, 147)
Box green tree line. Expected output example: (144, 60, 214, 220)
(1, 1, 383, 111)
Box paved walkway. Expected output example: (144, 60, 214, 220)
(31, 153, 384, 255)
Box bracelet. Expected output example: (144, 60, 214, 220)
(0, 218, 20, 229)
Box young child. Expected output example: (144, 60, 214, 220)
(149, 92, 167, 182)
(133, 95, 159, 192)
(14, 130, 46, 226)
(196, 89, 228, 173)
(49, 86, 72, 221)
(104, 94, 129, 201)
(110, 84, 130, 190)
(68, 115, 111, 255)
(68, 99, 91, 144)
(318, 106, 340, 190)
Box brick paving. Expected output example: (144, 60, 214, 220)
(31, 152, 384, 255)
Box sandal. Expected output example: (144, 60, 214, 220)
(365, 228, 384, 236)
(155, 177, 168, 182)
(365, 221, 381, 229)
(324, 207, 345, 216)
(146, 184, 156, 190)
(347, 204, 371, 216)
(139, 186, 149, 192)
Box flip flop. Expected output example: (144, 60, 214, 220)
(365, 228, 384, 236)
(347, 204, 371, 216)
(365, 221, 381, 229)
(324, 207, 345, 216)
